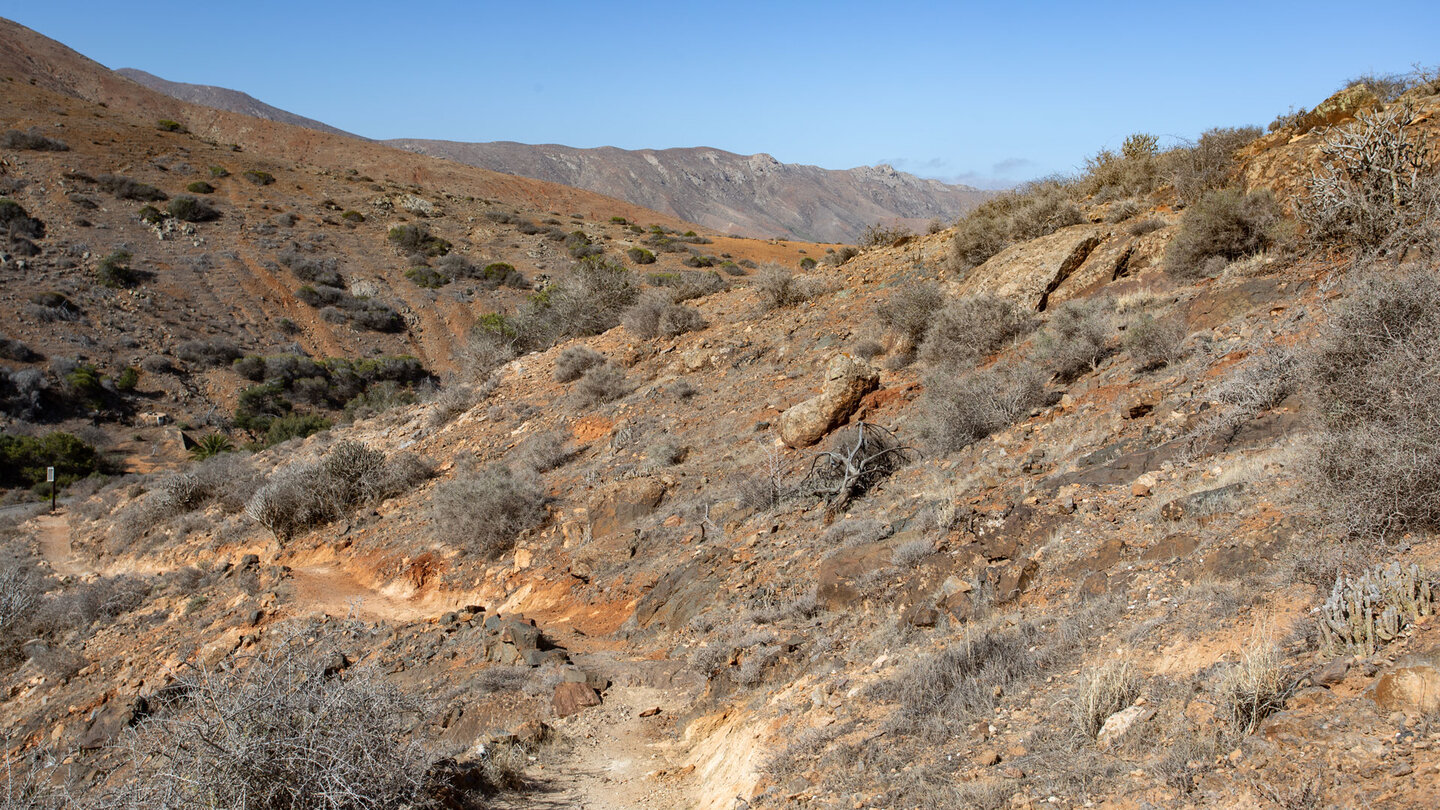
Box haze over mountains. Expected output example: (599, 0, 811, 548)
(112, 69, 989, 242)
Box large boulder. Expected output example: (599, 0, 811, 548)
(956, 224, 1107, 311)
(779, 354, 880, 448)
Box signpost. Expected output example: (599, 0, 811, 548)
(47, 466, 55, 513)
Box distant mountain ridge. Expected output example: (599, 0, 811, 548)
(115, 68, 361, 139)
(384, 140, 990, 242)
(107, 68, 989, 243)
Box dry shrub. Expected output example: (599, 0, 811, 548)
(876, 282, 945, 352)
(573, 363, 628, 407)
(1298, 103, 1439, 254)
(513, 429, 573, 472)
(1073, 661, 1141, 739)
(1036, 296, 1115, 380)
(429, 463, 545, 559)
(1307, 266, 1440, 538)
(1167, 126, 1263, 206)
(918, 294, 1036, 370)
(1214, 642, 1294, 734)
(115, 636, 437, 809)
(552, 346, 605, 383)
(1123, 313, 1185, 371)
(1165, 187, 1284, 278)
(245, 442, 429, 542)
(917, 361, 1046, 454)
(622, 291, 707, 339)
(754, 264, 817, 310)
(949, 181, 1085, 271)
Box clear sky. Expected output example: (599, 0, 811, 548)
(4, 1, 1436, 188)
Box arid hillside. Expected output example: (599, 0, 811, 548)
(384, 140, 991, 242)
(4, 18, 1440, 810)
(79, 59, 990, 243)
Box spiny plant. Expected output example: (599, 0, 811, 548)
(1318, 561, 1436, 657)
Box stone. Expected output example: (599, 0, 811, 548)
(552, 682, 601, 718)
(993, 557, 1038, 604)
(639, 706, 662, 718)
(515, 719, 550, 746)
(976, 750, 1001, 766)
(1315, 657, 1352, 687)
(1096, 705, 1153, 748)
(1131, 481, 1151, 498)
(1371, 664, 1440, 716)
(779, 354, 880, 448)
(77, 696, 148, 750)
(958, 224, 1106, 311)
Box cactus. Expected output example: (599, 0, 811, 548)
(1319, 561, 1436, 657)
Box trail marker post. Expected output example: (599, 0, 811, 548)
(47, 466, 55, 513)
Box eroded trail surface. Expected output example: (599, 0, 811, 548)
(32, 511, 91, 577)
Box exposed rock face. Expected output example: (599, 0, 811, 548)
(116, 68, 361, 139)
(552, 682, 602, 718)
(381, 141, 991, 242)
(956, 224, 1107, 311)
(779, 355, 880, 448)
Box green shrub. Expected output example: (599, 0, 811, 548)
(185, 181, 214, 194)
(156, 119, 186, 132)
(234, 383, 291, 433)
(405, 267, 449, 288)
(167, 195, 220, 222)
(0, 432, 110, 489)
(208, 165, 230, 178)
(429, 463, 546, 559)
(797, 256, 817, 270)
(341, 210, 365, 223)
(387, 224, 451, 257)
(189, 433, 235, 460)
(627, 246, 656, 265)
(138, 205, 166, 225)
(97, 250, 140, 287)
(1164, 188, 1283, 278)
(115, 366, 141, 392)
(264, 413, 331, 446)
(242, 170, 275, 186)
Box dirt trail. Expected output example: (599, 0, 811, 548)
(27, 512, 712, 808)
(32, 511, 91, 577)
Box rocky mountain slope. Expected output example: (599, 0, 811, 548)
(384, 140, 991, 242)
(5, 16, 1440, 810)
(114, 68, 360, 139)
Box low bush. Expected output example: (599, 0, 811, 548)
(119, 637, 439, 809)
(1035, 296, 1116, 381)
(167, 195, 220, 222)
(948, 180, 1085, 271)
(405, 266, 449, 288)
(553, 346, 605, 383)
(876, 282, 946, 352)
(388, 224, 451, 257)
(622, 291, 707, 339)
(0, 337, 39, 362)
(1307, 266, 1440, 538)
(1164, 187, 1283, 278)
(1166, 127, 1262, 206)
(0, 199, 45, 240)
(859, 222, 913, 248)
(918, 294, 1035, 370)
(1123, 313, 1185, 371)
(754, 264, 817, 310)
(1214, 643, 1294, 734)
(574, 363, 629, 406)
(0, 128, 68, 151)
(96, 250, 141, 288)
(245, 441, 429, 541)
(177, 337, 242, 367)
(916, 361, 1046, 453)
(185, 181, 214, 194)
(242, 170, 275, 186)
(156, 119, 186, 132)
(429, 463, 546, 559)
(97, 174, 167, 202)
(627, 246, 656, 265)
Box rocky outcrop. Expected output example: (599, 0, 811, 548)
(779, 355, 880, 448)
(957, 224, 1107, 311)
(116, 68, 361, 138)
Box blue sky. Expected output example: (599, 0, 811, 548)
(4, 1, 1437, 187)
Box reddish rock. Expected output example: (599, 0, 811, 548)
(552, 682, 601, 718)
